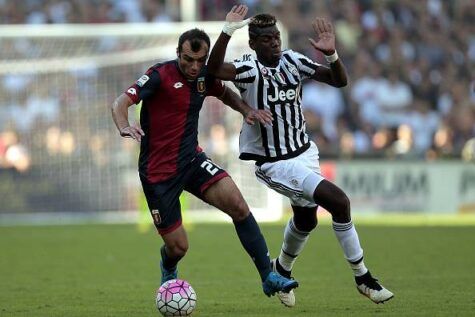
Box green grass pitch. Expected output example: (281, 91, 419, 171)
(1, 220, 475, 316)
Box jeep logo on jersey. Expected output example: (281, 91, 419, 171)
(268, 87, 297, 103)
(197, 77, 205, 93)
(136, 75, 149, 87)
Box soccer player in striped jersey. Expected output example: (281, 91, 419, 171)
(208, 5, 394, 306)
(111, 28, 298, 298)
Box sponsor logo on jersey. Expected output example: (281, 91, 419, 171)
(136, 75, 150, 87)
(197, 77, 205, 93)
(174, 82, 183, 89)
(268, 87, 297, 103)
(127, 88, 137, 95)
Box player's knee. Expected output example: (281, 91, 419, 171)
(341, 194, 351, 214)
(228, 195, 250, 222)
(333, 193, 351, 222)
(292, 206, 318, 232)
(295, 215, 318, 232)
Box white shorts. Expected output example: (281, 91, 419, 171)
(254, 142, 324, 207)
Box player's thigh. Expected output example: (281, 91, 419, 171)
(141, 176, 184, 235)
(184, 152, 228, 196)
(184, 153, 248, 216)
(256, 143, 323, 207)
(202, 176, 249, 217)
(255, 160, 320, 207)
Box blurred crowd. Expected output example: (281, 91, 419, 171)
(1, 0, 474, 164)
(275, 0, 475, 160)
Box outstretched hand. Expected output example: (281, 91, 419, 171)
(226, 4, 248, 23)
(223, 4, 250, 36)
(120, 125, 144, 142)
(308, 18, 336, 55)
(244, 109, 273, 126)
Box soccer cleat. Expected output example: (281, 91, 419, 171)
(271, 259, 296, 307)
(355, 271, 394, 304)
(262, 271, 299, 297)
(160, 260, 178, 285)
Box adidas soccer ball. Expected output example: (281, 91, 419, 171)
(156, 279, 197, 316)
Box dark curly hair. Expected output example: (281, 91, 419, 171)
(249, 14, 277, 40)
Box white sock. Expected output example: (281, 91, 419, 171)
(350, 258, 368, 277)
(278, 218, 311, 272)
(332, 221, 368, 276)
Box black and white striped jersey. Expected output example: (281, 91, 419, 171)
(232, 49, 322, 163)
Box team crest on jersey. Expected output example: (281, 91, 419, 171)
(197, 77, 205, 93)
(151, 209, 161, 225)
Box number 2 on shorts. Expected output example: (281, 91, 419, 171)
(201, 160, 218, 176)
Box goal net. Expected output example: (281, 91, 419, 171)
(0, 23, 287, 224)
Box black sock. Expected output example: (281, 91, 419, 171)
(160, 245, 182, 271)
(234, 213, 272, 282)
(276, 258, 291, 278)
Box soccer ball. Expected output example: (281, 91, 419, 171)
(156, 279, 197, 316)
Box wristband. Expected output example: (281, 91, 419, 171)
(324, 51, 339, 63)
(222, 23, 235, 36)
(222, 19, 251, 36)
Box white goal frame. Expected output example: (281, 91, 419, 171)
(0, 22, 288, 225)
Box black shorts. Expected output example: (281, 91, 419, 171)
(140, 152, 228, 235)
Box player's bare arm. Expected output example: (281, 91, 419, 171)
(308, 18, 348, 88)
(219, 86, 273, 126)
(208, 4, 250, 80)
(111, 93, 145, 142)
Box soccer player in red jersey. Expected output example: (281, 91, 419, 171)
(111, 28, 298, 297)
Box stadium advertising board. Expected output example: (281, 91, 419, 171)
(329, 161, 475, 213)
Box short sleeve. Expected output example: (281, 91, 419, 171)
(124, 68, 161, 103)
(284, 50, 322, 80)
(231, 54, 258, 88)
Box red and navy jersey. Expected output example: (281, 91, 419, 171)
(124, 60, 225, 183)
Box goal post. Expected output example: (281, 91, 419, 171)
(0, 22, 287, 224)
